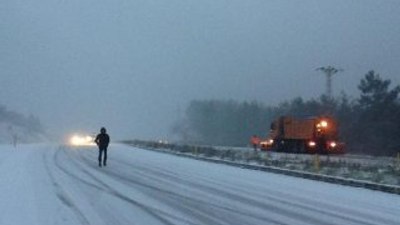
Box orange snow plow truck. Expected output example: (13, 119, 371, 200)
(260, 116, 345, 154)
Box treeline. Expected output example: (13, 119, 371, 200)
(0, 105, 46, 143)
(173, 71, 400, 156)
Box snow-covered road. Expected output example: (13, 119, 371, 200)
(0, 144, 398, 225)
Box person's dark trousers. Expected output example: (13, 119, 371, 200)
(98, 147, 108, 167)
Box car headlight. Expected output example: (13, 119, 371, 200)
(70, 134, 95, 146)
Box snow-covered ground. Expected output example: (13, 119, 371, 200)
(0, 144, 399, 225)
(134, 141, 399, 186)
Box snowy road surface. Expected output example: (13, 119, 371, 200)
(0, 144, 399, 225)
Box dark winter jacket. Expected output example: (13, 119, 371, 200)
(95, 133, 110, 148)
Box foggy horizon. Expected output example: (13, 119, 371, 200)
(1, 0, 399, 141)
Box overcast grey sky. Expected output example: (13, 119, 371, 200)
(1, 0, 400, 140)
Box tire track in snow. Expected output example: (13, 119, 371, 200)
(42, 149, 90, 225)
(77, 149, 253, 225)
(91, 148, 398, 225)
(56, 147, 188, 225)
(59, 147, 400, 225)
(99, 154, 343, 225)
(89, 155, 289, 225)
(78, 151, 319, 225)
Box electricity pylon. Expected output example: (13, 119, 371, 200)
(316, 66, 343, 99)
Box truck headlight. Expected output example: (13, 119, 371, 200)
(308, 141, 316, 147)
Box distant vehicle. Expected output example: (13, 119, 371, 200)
(260, 116, 344, 154)
(69, 134, 95, 146)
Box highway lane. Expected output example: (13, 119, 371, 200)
(0, 144, 398, 225)
(56, 144, 400, 225)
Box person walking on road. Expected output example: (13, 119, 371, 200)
(95, 127, 110, 167)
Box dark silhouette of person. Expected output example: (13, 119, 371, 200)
(94, 127, 110, 167)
